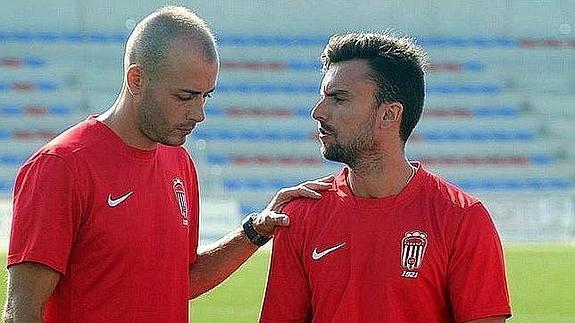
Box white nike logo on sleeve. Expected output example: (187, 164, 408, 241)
(311, 242, 346, 260)
(107, 191, 134, 207)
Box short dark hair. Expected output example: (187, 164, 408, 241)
(320, 31, 427, 142)
(125, 6, 218, 80)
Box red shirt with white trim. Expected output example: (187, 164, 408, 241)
(8, 117, 199, 322)
(260, 164, 511, 323)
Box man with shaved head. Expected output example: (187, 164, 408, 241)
(3, 6, 330, 323)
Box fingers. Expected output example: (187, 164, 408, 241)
(278, 185, 323, 200)
(297, 186, 323, 199)
(266, 197, 290, 213)
(267, 186, 320, 212)
(299, 174, 335, 191)
(270, 212, 290, 226)
(252, 211, 290, 237)
(301, 181, 332, 191)
(264, 174, 336, 213)
(253, 211, 290, 226)
(317, 174, 336, 183)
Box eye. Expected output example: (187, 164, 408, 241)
(203, 92, 213, 99)
(333, 96, 345, 103)
(177, 95, 193, 101)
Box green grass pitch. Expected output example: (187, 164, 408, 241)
(1, 245, 575, 322)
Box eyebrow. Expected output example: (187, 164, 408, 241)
(178, 87, 216, 95)
(324, 89, 351, 97)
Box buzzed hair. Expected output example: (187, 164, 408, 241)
(321, 31, 427, 142)
(124, 6, 218, 79)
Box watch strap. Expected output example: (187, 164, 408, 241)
(242, 213, 272, 247)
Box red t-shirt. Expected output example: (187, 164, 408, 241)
(260, 164, 511, 323)
(8, 117, 199, 322)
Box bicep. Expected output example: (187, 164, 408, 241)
(5, 262, 60, 318)
(9, 154, 81, 274)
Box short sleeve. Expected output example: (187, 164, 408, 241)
(448, 202, 512, 322)
(8, 153, 82, 275)
(259, 202, 312, 323)
(187, 156, 200, 265)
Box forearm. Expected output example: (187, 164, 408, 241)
(189, 226, 259, 299)
(3, 303, 43, 323)
(4, 262, 60, 323)
(4, 285, 48, 323)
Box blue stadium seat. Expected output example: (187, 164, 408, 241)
(1, 28, 573, 227)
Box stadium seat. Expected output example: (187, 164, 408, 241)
(0, 31, 573, 229)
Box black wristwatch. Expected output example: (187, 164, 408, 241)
(242, 213, 272, 247)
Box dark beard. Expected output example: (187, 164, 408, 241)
(322, 137, 380, 169)
(321, 113, 378, 169)
(323, 142, 360, 167)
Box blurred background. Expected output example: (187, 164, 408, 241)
(1, 0, 573, 244)
(0, 0, 574, 320)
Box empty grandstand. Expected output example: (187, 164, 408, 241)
(0, 1, 574, 246)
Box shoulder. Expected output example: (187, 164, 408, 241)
(420, 167, 481, 212)
(35, 118, 102, 160)
(281, 189, 340, 232)
(418, 168, 495, 237)
(20, 121, 92, 170)
(282, 169, 349, 227)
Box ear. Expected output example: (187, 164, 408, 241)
(125, 64, 143, 96)
(380, 102, 403, 129)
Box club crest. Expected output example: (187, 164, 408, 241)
(172, 178, 189, 226)
(400, 230, 428, 278)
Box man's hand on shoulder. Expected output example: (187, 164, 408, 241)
(251, 175, 335, 237)
(189, 175, 335, 297)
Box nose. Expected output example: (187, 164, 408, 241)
(187, 99, 206, 123)
(311, 97, 326, 122)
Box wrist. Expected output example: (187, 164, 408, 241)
(241, 213, 272, 247)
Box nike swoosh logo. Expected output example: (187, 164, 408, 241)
(107, 191, 134, 207)
(312, 242, 346, 260)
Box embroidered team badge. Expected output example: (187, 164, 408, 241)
(400, 230, 428, 279)
(172, 178, 189, 226)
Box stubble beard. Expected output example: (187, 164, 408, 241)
(321, 113, 380, 170)
(138, 89, 181, 147)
